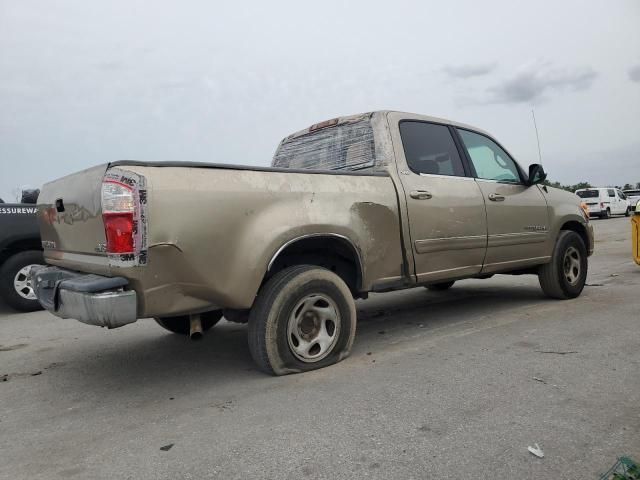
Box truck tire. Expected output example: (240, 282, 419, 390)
(248, 265, 357, 376)
(625, 207, 631, 217)
(538, 231, 587, 299)
(155, 310, 222, 335)
(0, 250, 44, 312)
(600, 208, 610, 219)
(425, 281, 455, 291)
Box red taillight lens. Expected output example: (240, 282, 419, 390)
(104, 213, 134, 253)
(600, 202, 605, 208)
(102, 180, 135, 254)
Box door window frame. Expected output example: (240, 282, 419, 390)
(453, 127, 527, 185)
(397, 120, 475, 179)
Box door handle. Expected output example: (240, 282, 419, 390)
(410, 190, 433, 200)
(488, 193, 505, 202)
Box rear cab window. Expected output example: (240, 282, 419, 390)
(608, 189, 616, 197)
(272, 117, 375, 172)
(398, 121, 465, 176)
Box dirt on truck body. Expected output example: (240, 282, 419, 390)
(33, 110, 594, 375)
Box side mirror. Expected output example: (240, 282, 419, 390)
(527, 164, 547, 186)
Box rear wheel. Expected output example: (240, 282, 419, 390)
(0, 250, 44, 312)
(155, 310, 222, 335)
(538, 231, 587, 299)
(425, 281, 455, 291)
(600, 208, 610, 219)
(248, 265, 357, 375)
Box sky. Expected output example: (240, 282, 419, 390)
(1, 0, 639, 201)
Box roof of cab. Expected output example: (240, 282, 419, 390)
(283, 110, 491, 142)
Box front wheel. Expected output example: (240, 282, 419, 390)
(155, 310, 222, 335)
(248, 265, 357, 375)
(625, 207, 631, 217)
(538, 231, 587, 299)
(0, 250, 44, 312)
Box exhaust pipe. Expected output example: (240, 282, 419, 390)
(189, 314, 203, 341)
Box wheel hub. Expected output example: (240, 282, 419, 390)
(563, 246, 581, 285)
(14, 264, 39, 300)
(287, 294, 341, 363)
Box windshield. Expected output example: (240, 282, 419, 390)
(576, 190, 599, 198)
(272, 119, 375, 171)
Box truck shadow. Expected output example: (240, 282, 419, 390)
(53, 282, 551, 394)
(0, 301, 17, 315)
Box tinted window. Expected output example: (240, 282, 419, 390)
(618, 190, 626, 199)
(576, 190, 599, 198)
(457, 129, 521, 183)
(399, 122, 465, 176)
(608, 189, 615, 197)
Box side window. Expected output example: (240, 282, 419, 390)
(398, 121, 466, 177)
(457, 129, 521, 183)
(608, 189, 615, 197)
(617, 190, 626, 199)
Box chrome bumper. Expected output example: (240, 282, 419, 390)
(32, 266, 137, 329)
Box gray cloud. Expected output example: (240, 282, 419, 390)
(442, 63, 497, 79)
(487, 62, 597, 103)
(629, 65, 640, 83)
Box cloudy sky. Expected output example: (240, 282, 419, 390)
(1, 0, 639, 201)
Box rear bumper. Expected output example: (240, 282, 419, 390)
(585, 205, 602, 215)
(32, 266, 137, 329)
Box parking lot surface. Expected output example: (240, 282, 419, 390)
(1, 216, 638, 479)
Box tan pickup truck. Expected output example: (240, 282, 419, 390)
(33, 111, 594, 375)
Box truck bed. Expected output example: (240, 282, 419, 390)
(37, 161, 404, 317)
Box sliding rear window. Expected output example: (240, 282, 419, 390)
(272, 119, 375, 171)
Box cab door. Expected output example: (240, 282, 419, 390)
(389, 116, 487, 283)
(455, 128, 550, 272)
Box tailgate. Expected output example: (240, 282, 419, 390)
(38, 164, 149, 275)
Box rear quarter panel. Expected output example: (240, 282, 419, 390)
(120, 166, 403, 316)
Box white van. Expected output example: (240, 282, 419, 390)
(575, 187, 630, 218)
(623, 189, 640, 213)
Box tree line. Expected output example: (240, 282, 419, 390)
(542, 180, 640, 193)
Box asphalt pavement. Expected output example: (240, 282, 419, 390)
(1, 216, 638, 479)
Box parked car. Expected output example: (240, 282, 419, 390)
(623, 189, 640, 213)
(0, 203, 44, 311)
(32, 111, 594, 375)
(575, 187, 630, 218)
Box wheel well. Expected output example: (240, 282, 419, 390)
(266, 236, 362, 294)
(560, 221, 589, 249)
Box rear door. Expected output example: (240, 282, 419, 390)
(455, 128, 550, 272)
(388, 116, 487, 283)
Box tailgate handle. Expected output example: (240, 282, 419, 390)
(410, 190, 433, 200)
(488, 193, 505, 202)
(55, 198, 65, 212)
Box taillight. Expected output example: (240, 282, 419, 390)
(104, 213, 134, 253)
(600, 202, 605, 208)
(102, 181, 135, 254)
